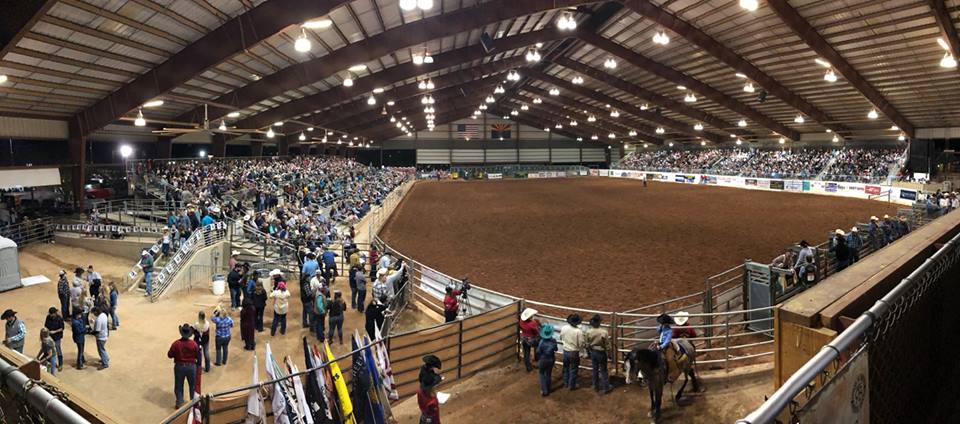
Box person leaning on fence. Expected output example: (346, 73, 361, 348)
(586, 314, 613, 394)
(869, 216, 884, 249)
(798, 256, 818, 288)
(793, 241, 814, 278)
(559, 313, 584, 391)
(168, 323, 199, 409)
(417, 355, 444, 424)
(518, 308, 541, 372)
(36, 328, 57, 376)
(847, 227, 863, 263)
(831, 229, 852, 272)
(536, 324, 559, 396)
(882, 215, 897, 244)
(365, 296, 389, 340)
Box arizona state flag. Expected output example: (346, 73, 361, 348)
(491, 123, 512, 139)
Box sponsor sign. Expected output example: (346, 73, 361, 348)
(579, 170, 588, 176)
(826, 182, 839, 193)
(758, 179, 771, 189)
(802, 181, 812, 191)
(865, 185, 881, 195)
(659, 174, 671, 181)
(745, 179, 758, 186)
(590, 169, 600, 176)
(900, 189, 917, 201)
(675, 174, 696, 183)
(528, 172, 541, 179)
(770, 180, 785, 190)
(701, 175, 718, 185)
(646, 173, 658, 181)
(487, 173, 503, 180)
(785, 180, 803, 191)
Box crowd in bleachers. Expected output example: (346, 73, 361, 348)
(138, 157, 412, 248)
(620, 146, 905, 182)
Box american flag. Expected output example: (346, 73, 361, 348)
(455, 123, 481, 139)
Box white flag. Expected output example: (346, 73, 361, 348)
(246, 353, 265, 423)
(265, 343, 289, 424)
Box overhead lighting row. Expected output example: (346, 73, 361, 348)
(556, 11, 578, 30)
(399, 0, 434, 11)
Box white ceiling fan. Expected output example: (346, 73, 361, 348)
(151, 104, 270, 137)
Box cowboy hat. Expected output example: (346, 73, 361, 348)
(835, 229, 846, 236)
(883, 214, 890, 219)
(540, 323, 555, 339)
(141, 250, 150, 256)
(566, 313, 582, 326)
(1, 309, 16, 319)
(589, 314, 603, 328)
(851, 226, 859, 232)
(231, 251, 239, 257)
(674, 311, 691, 326)
(871, 216, 879, 221)
(520, 308, 538, 321)
(377, 268, 388, 277)
(422, 354, 442, 369)
(268, 269, 282, 277)
(657, 313, 674, 325)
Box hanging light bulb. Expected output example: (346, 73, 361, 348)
(738, 119, 747, 127)
(591, 134, 599, 140)
(555, 123, 563, 129)
(425, 79, 435, 90)
(473, 110, 481, 116)
(218, 120, 226, 131)
(684, 92, 697, 103)
(867, 109, 879, 120)
(794, 114, 805, 124)
(570, 120, 578, 126)
(485, 95, 495, 103)
(298, 132, 306, 141)
(587, 115, 596, 122)
(343, 77, 354, 87)
(941, 52, 957, 68)
(655, 127, 665, 134)
(640, 104, 649, 110)
(571, 75, 584, 84)
(701, 141, 707, 146)
(295, 28, 311, 52)
(608, 133, 616, 139)
(543, 127, 550, 132)
(557, 11, 577, 30)
(549, 87, 560, 96)
(694, 122, 703, 131)
(400, 0, 417, 10)
(511, 109, 519, 116)
(417, 0, 434, 10)
(428, 96, 435, 104)
(832, 134, 840, 143)
(779, 137, 786, 144)
(367, 94, 376, 105)
(494, 85, 505, 94)
(134, 109, 146, 126)
(412, 54, 424, 65)
(669, 142, 675, 147)
(604, 57, 617, 69)
(824, 69, 837, 82)
(628, 130, 638, 137)
(652, 30, 670, 45)
(739, 0, 758, 12)
(421, 96, 430, 105)
(418, 80, 427, 90)
(736, 139, 743, 145)
(479, 104, 488, 110)
(507, 70, 520, 81)
(532, 97, 542, 104)
(610, 109, 620, 118)
(390, 116, 396, 123)
(577, 137, 583, 142)
(743, 82, 755, 93)
(898, 133, 906, 141)
(266, 128, 275, 138)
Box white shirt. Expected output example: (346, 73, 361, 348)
(270, 290, 290, 314)
(95, 313, 109, 341)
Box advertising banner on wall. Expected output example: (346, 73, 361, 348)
(758, 179, 771, 189)
(770, 180, 785, 190)
(826, 182, 839, 193)
(487, 173, 503, 180)
(785, 180, 803, 191)
(794, 349, 869, 424)
(900, 189, 917, 201)
(675, 174, 697, 183)
(745, 179, 758, 186)
(590, 169, 600, 176)
(803, 181, 812, 191)
(701, 175, 718, 185)
(865, 185, 882, 195)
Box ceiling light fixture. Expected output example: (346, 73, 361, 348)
(418, 80, 427, 90)
(832, 134, 840, 143)
(779, 137, 786, 144)
(569, 120, 578, 126)
(628, 130, 638, 137)
(479, 104, 488, 110)
(134, 109, 146, 126)
(610, 109, 620, 118)
(521, 104, 529, 111)
(684, 92, 697, 103)
(603, 57, 617, 69)
(218, 120, 226, 131)
(343, 76, 354, 87)
(485, 95, 495, 103)
(302, 19, 333, 29)
(571, 75, 584, 84)
(941, 52, 957, 68)
(295, 29, 312, 52)
(273, 121, 283, 127)
(532, 97, 542, 104)
(739, 0, 759, 12)
(307, 127, 314, 132)
(143, 99, 164, 108)
(694, 122, 703, 131)
(738, 119, 748, 127)
(525, 48, 541, 63)
(266, 128, 275, 138)
(608, 132, 616, 139)
(701, 140, 707, 146)
(640, 104, 649, 110)
(556, 11, 577, 30)
(348, 64, 367, 72)
(655, 127, 665, 134)
(423, 52, 433, 64)
(735, 73, 748, 79)
(736, 139, 743, 145)
(743, 82, 755, 93)
(652, 30, 670, 45)
(299, 132, 306, 141)
(367, 94, 376, 105)
(507, 70, 521, 81)
(591, 134, 599, 140)
(494, 85, 505, 94)
(824, 69, 837, 82)
(814, 58, 831, 68)
(867, 109, 879, 120)
(587, 115, 596, 122)
(898, 133, 906, 141)
(794, 114, 805, 124)
(227, 111, 240, 118)
(555, 123, 563, 129)
(549, 87, 560, 96)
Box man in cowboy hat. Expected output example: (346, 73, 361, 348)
(869, 216, 884, 250)
(793, 241, 814, 278)
(536, 324, 559, 396)
(559, 314, 584, 390)
(655, 313, 674, 352)
(671, 311, 697, 339)
(2, 309, 26, 354)
(847, 226, 863, 263)
(417, 355, 443, 424)
(831, 229, 851, 271)
(139, 250, 155, 297)
(518, 308, 540, 372)
(585, 314, 612, 394)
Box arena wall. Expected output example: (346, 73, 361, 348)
(598, 169, 917, 205)
(54, 234, 149, 259)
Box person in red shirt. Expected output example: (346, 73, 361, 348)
(442, 286, 461, 323)
(417, 355, 443, 424)
(168, 324, 199, 409)
(518, 308, 541, 372)
(671, 311, 698, 339)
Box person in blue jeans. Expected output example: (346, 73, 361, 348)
(326, 291, 346, 345)
(94, 308, 110, 370)
(559, 314, 583, 390)
(536, 324, 559, 396)
(108, 283, 120, 329)
(70, 312, 86, 369)
(193, 311, 211, 372)
(140, 250, 154, 297)
(210, 307, 233, 366)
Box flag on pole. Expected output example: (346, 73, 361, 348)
(286, 358, 314, 424)
(374, 322, 399, 400)
(265, 343, 290, 424)
(246, 353, 265, 423)
(302, 338, 333, 423)
(187, 357, 203, 424)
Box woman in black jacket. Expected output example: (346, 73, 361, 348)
(251, 283, 268, 332)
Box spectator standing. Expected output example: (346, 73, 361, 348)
(193, 311, 211, 373)
(536, 324, 558, 396)
(585, 315, 612, 394)
(417, 355, 443, 424)
(442, 286, 461, 323)
(671, 312, 698, 339)
(108, 283, 120, 329)
(364, 297, 388, 340)
(2, 309, 26, 354)
(43, 307, 64, 372)
(831, 229, 852, 271)
(252, 283, 267, 332)
(86, 265, 102, 300)
(70, 311, 86, 369)
(161, 228, 171, 256)
(210, 307, 233, 366)
(847, 227, 863, 263)
(269, 282, 290, 336)
(559, 314, 583, 390)
(57, 270, 70, 317)
(36, 328, 57, 375)
(94, 307, 109, 370)
(240, 300, 256, 351)
(168, 324, 199, 409)
(140, 250, 155, 297)
(227, 264, 243, 310)
(518, 308, 540, 372)
(326, 291, 346, 345)
(354, 268, 367, 313)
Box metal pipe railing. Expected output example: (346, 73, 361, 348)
(0, 354, 91, 424)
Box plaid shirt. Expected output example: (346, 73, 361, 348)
(211, 316, 233, 338)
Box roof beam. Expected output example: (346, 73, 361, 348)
(74, 0, 352, 136)
(622, 0, 846, 137)
(766, 0, 915, 138)
(237, 28, 563, 130)
(578, 32, 800, 140)
(514, 85, 662, 142)
(529, 69, 723, 143)
(0, 0, 58, 59)
(505, 94, 644, 144)
(489, 105, 602, 144)
(553, 57, 753, 138)
(927, 1, 960, 72)
(178, 0, 598, 125)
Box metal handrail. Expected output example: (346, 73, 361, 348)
(0, 352, 91, 424)
(736, 230, 960, 424)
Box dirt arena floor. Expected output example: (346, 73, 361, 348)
(380, 178, 899, 311)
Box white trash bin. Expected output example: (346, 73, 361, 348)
(211, 274, 226, 295)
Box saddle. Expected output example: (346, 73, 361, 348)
(662, 342, 690, 383)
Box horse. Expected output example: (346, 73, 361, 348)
(623, 341, 701, 422)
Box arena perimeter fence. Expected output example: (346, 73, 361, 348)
(737, 229, 960, 424)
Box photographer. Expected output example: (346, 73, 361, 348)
(442, 278, 470, 323)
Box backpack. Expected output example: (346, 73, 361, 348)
(314, 295, 326, 315)
(803, 264, 817, 282)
